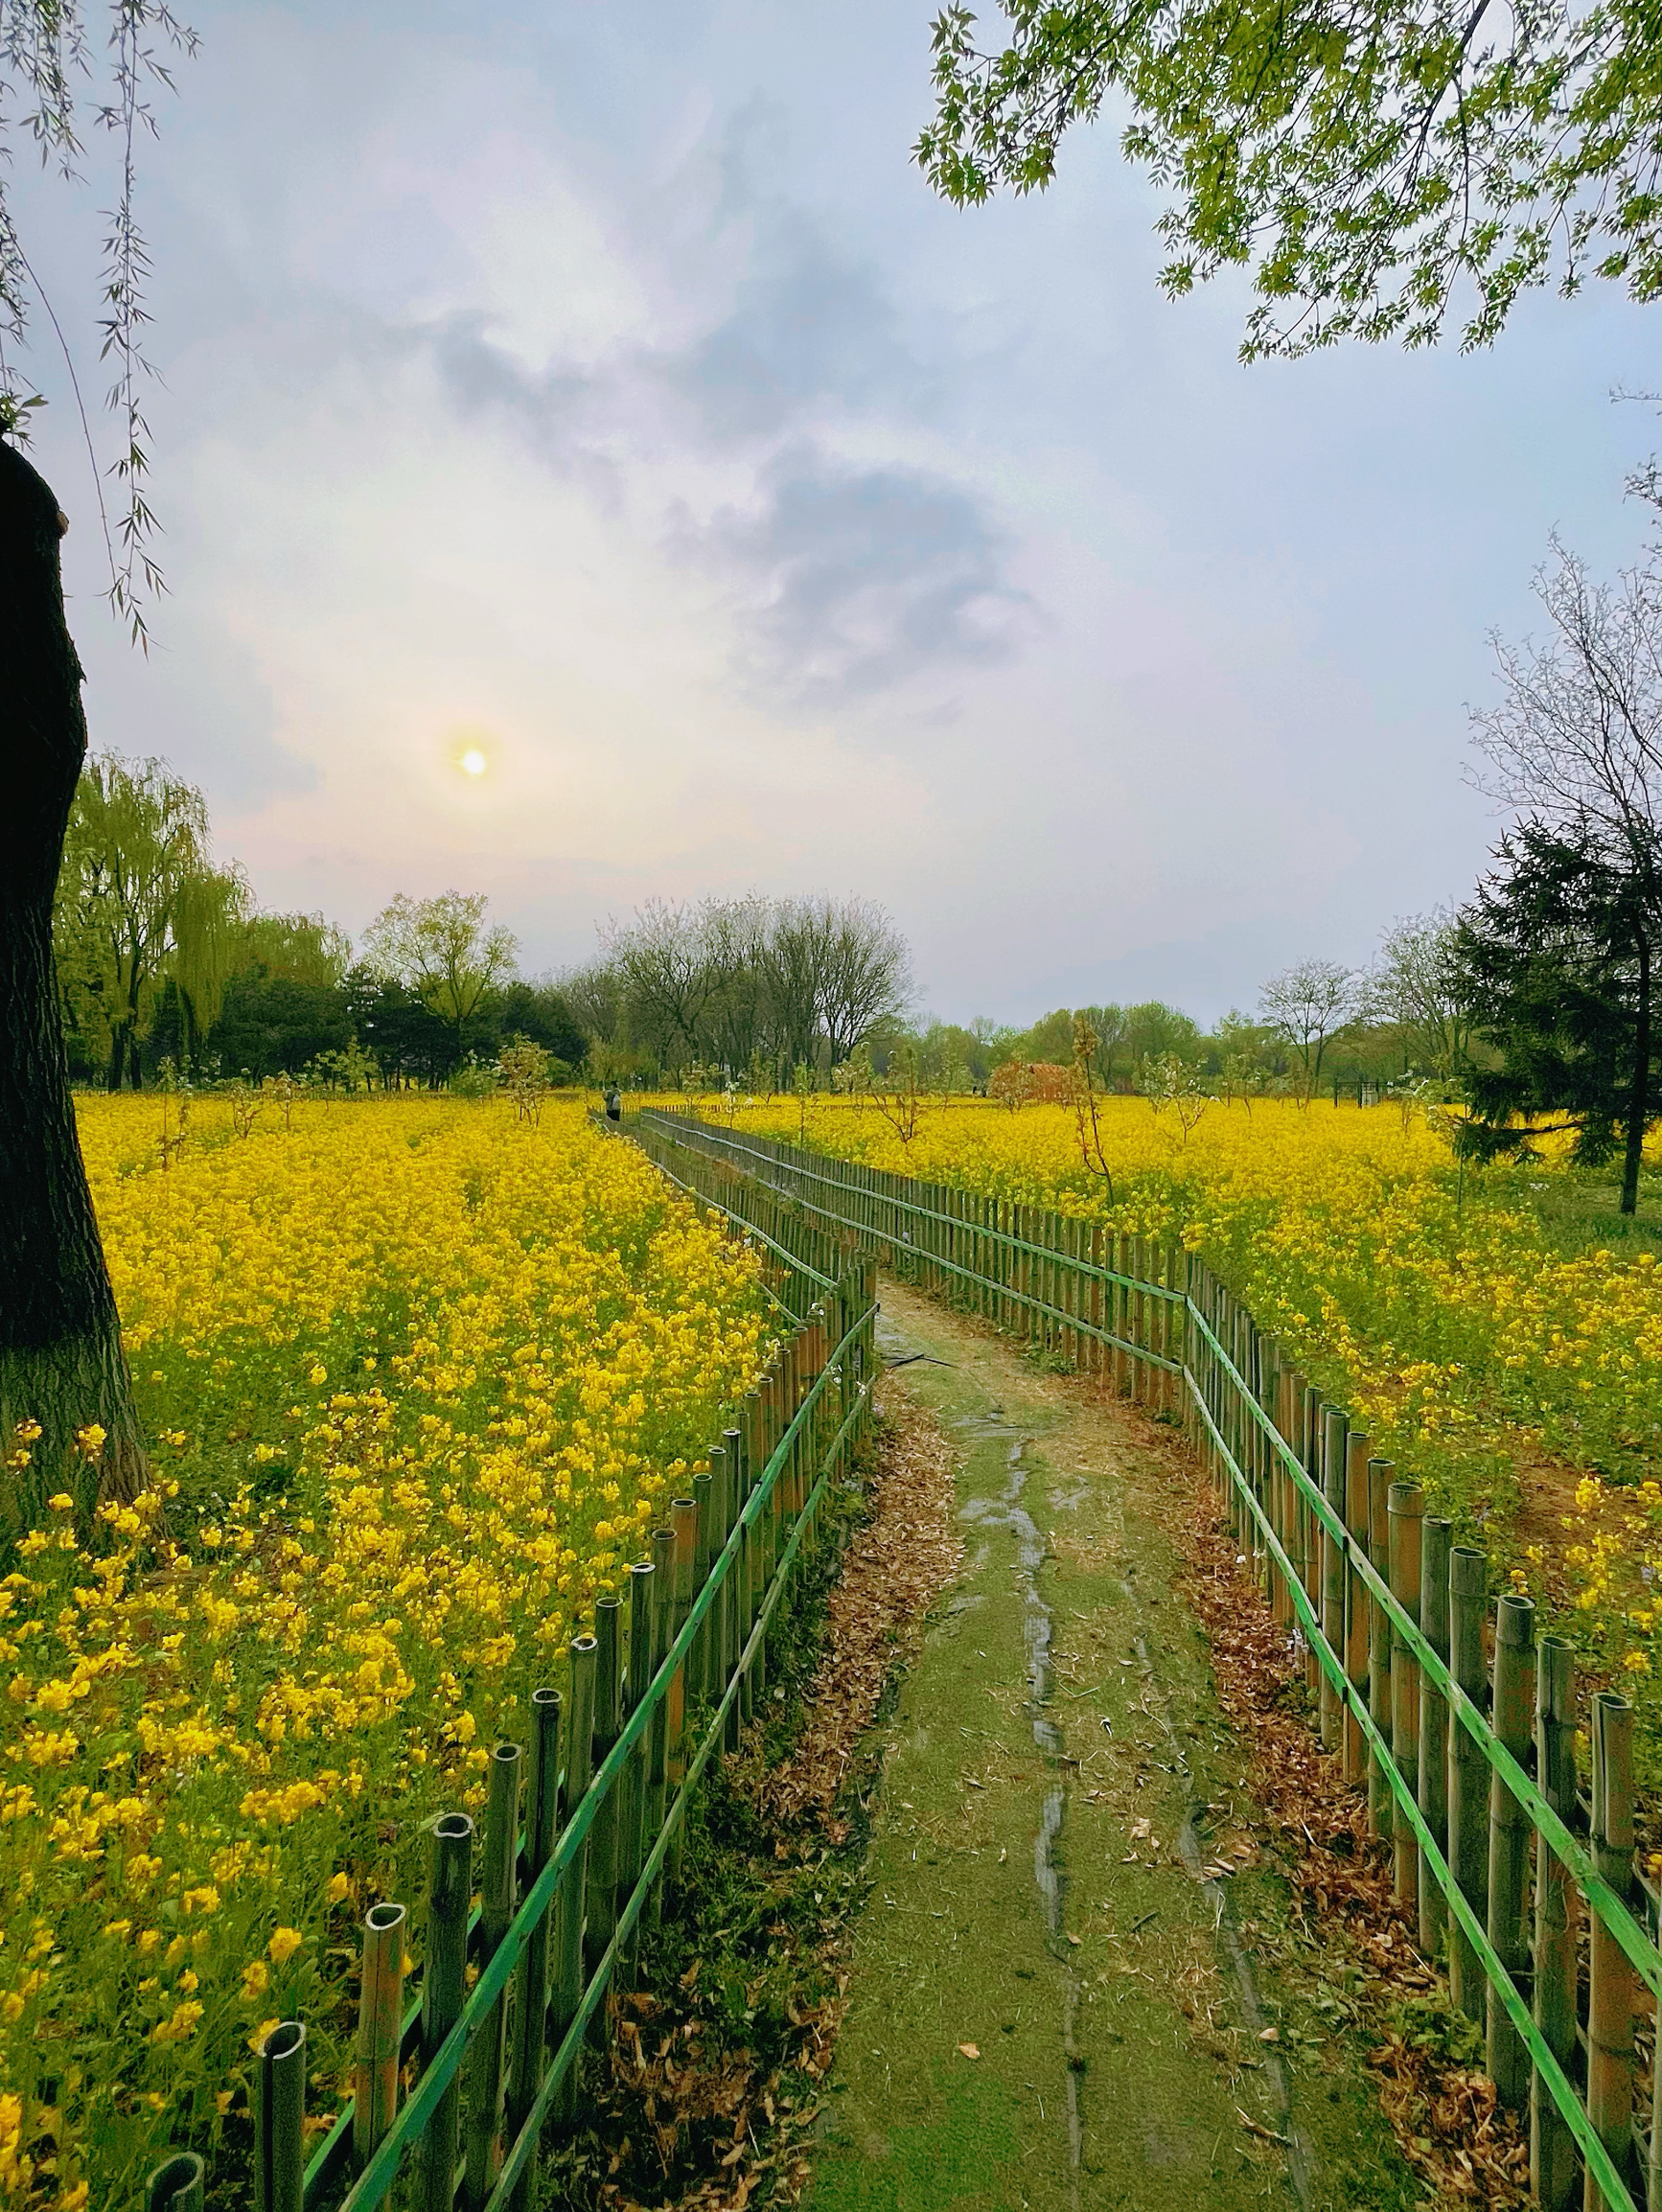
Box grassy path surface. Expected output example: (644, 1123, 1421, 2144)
(801, 1279, 1415, 2212)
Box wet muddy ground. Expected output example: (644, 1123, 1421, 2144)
(798, 1279, 1420, 2212)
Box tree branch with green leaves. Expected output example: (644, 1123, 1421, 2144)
(915, 0, 1662, 354)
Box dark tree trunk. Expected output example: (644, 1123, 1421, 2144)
(1622, 932, 1651, 1217)
(0, 441, 144, 1529)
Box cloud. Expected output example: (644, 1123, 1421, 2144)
(687, 440, 1033, 701)
(672, 209, 924, 439)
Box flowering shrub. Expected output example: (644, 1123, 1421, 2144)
(1, 1096, 768, 2207)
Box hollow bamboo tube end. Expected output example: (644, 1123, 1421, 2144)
(354, 1901, 406, 2170)
(567, 1635, 599, 1803)
(146, 2154, 205, 2212)
(256, 2020, 307, 2212)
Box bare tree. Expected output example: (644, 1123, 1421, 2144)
(814, 896, 912, 1063)
(560, 955, 628, 1048)
(764, 897, 832, 1075)
(1363, 910, 1475, 1079)
(1468, 537, 1662, 864)
(602, 900, 716, 1065)
(702, 894, 773, 1071)
(1258, 958, 1357, 1099)
(1466, 534, 1662, 1210)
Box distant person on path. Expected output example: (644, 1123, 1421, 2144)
(605, 1088, 622, 1123)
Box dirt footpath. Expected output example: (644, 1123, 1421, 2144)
(800, 1279, 1416, 2212)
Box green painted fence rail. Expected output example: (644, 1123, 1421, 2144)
(629, 1108, 1662, 2212)
(147, 1152, 877, 2212)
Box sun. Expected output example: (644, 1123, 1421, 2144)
(459, 748, 488, 777)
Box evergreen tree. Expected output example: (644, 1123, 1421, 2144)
(1456, 820, 1661, 1214)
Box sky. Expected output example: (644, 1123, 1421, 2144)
(14, 0, 1662, 1026)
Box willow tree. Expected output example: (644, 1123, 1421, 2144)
(917, 0, 1662, 353)
(1, 1, 197, 1521)
(55, 754, 248, 1088)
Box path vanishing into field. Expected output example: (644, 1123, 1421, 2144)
(800, 1279, 1411, 2212)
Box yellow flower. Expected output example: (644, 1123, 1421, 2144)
(325, 1872, 351, 1904)
(241, 1959, 270, 2000)
(267, 1927, 305, 1968)
(248, 2016, 282, 2053)
(151, 1999, 203, 2043)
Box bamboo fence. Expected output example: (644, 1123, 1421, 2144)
(147, 1158, 877, 2212)
(633, 1108, 1662, 2212)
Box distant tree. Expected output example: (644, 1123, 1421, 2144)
(1123, 1000, 1202, 1067)
(1456, 819, 1661, 1212)
(184, 909, 355, 1079)
(345, 969, 453, 1090)
(477, 981, 586, 1073)
(1363, 911, 1475, 1079)
(917, 1019, 990, 1089)
(1075, 1003, 1129, 1087)
(812, 895, 914, 1064)
(602, 900, 717, 1068)
(54, 752, 248, 1090)
(202, 974, 352, 1081)
(915, 0, 1662, 357)
(234, 910, 352, 986)
(1258, 959, 1357, 1099)
(561, 956, 629, 1052)
(702, 894, 774, 1072)
(1020, 1007, 1075, 1064)
(360, 892, 518, 1066)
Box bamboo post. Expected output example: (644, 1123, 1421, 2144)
(1386, 1483, 1422, 1908)
(1486, 1592, 1534, 2108)
(1302, 1386, 1323, 1694)
(1531, 1637, 1580, 2211)
(417, 1811, 473, 2212)
(1586, 1692, 1636, 2212)
(464, 1746, 520, 2211)
(507, 1685, 561, 2212)
(1319, 1408, 1347, 1752)
(646, 1527, 674, 1868)
(1366, 1457, 1393, 1835)
(552, 1635, 596, 2126)
(619, 1557, 654, 1983)
(255, 2021, 306, 2212)
(354, 1901, 406, 2171)
(1168, 1243, 1187, 1418)
(1446, 1546, 1489, 2022)
(721, 1425, 744, 1749)
(739, 1398, 760, 1719)
(585, 1597, 622, 2036)
(690, 1466, 715, 1701)
(1418, 1517, 1452, 1951)
(146, 2155, 205, 2212)
(666, 1497, 696, 1888)
(1343, 1429, 1372, 1785)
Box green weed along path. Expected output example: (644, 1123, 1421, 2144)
(802, 1280, 1413, 2212)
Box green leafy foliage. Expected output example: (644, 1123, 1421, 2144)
(916, 0, 1662, 353)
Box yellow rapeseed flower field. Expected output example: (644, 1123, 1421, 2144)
(1, 1095, 769, 2208)
(706, 1092, 1662, 1718)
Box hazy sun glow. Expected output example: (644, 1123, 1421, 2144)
(459, 748, 488, 776)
